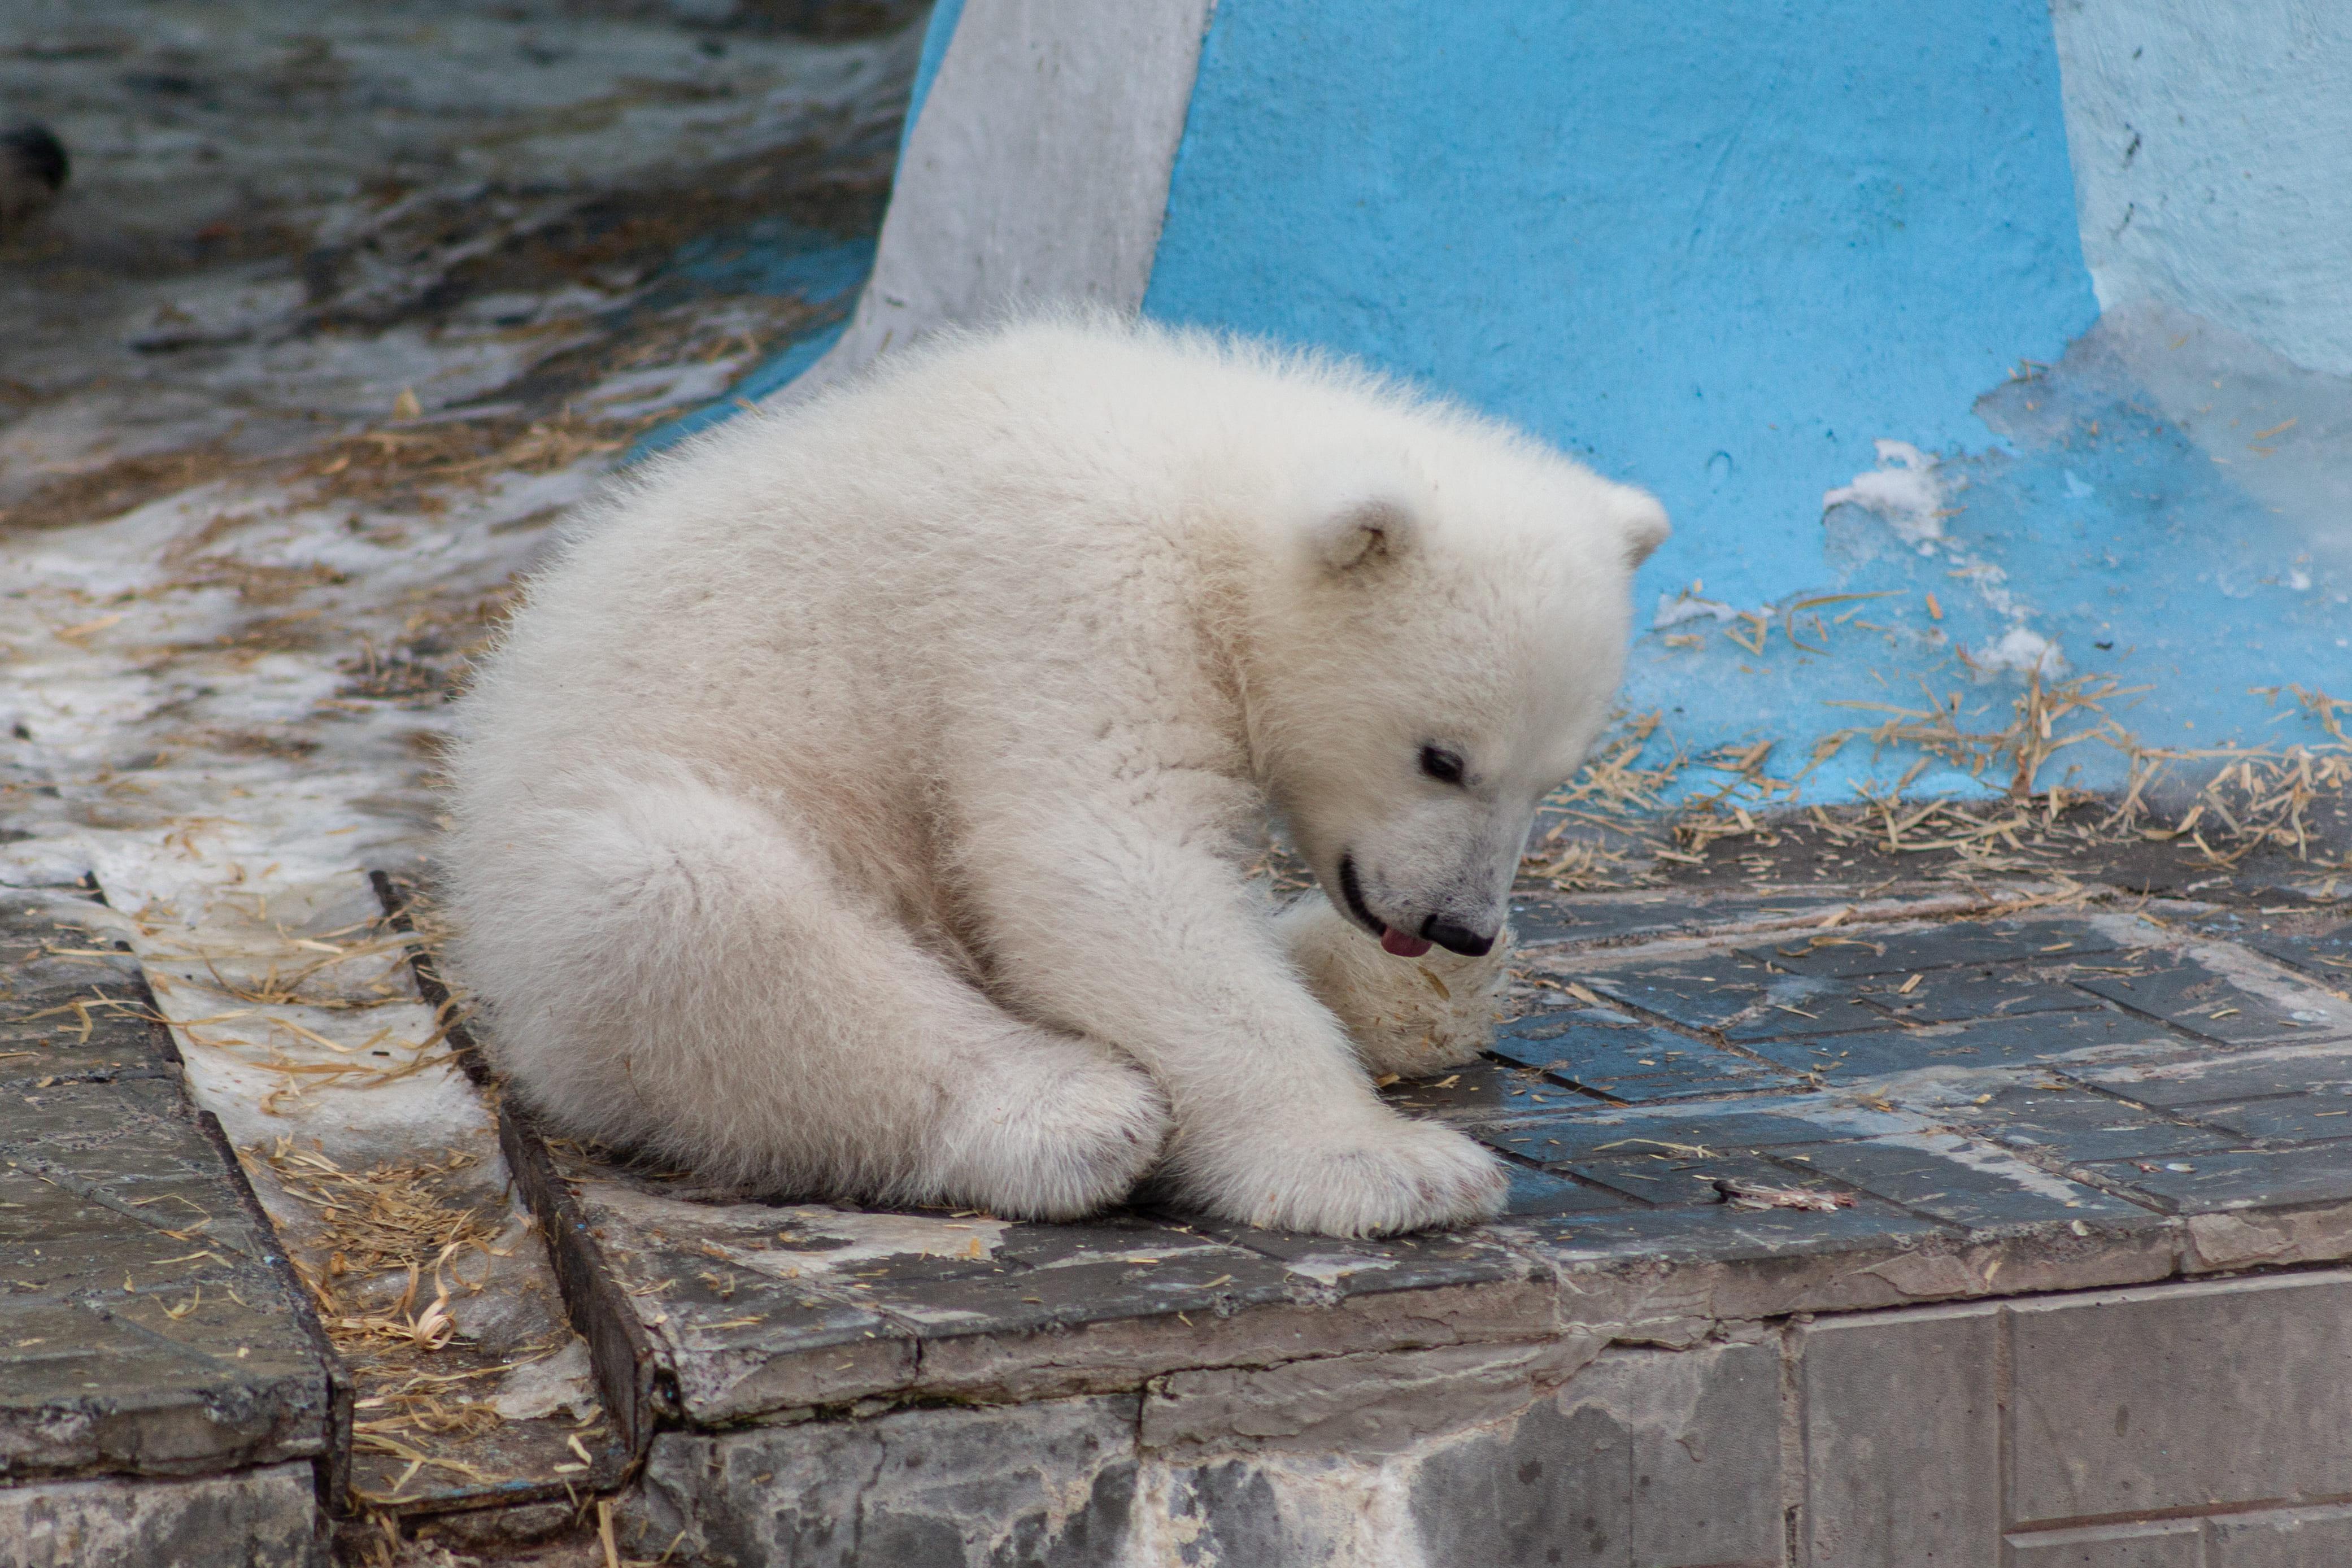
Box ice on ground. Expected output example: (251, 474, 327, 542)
(1968, 625, 2066, 678)
(1652, 589, 1739, 629)
(1823, 439, 1947, 549)
(491, 1341, 602, 1425)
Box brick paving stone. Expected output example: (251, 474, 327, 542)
(1476, 1103, 1874, 1169)
(1740, 918, 2120, 978)
(1509, 889, 1862, 949)
(1852, 966, 2107, 1026)
(1486, 1007, 1801, 1101)
(1737, 1008, 2174, 1081)
(1495, 1165, 1637, 1218)
(2240, 924, 2352, 983)
(0, 894, 336, 1485)
(2154, 1091, 2352, 1144)
(1562, 1148, 1857, 1208)
(1579, 956, 1887, 1040)
(2187, 914, 2352, 985)
(2069, 1045, 2352, 1109)
(2085, 1145, 2352, 1214)
(1380, 1060, 1600, 1122)
(1953, 1081, 2244, 1164)
(1504, 1196, 1947, 1266)
(870, 1244, 1308, 1335)
(1776, 1133, 2148, 1230)
(2068, 955, 2331, 1044)
(1175, 1217, 1534, 1296)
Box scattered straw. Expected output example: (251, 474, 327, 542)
(254, 1138, 500, 1350)
(1524, 677, 2351, 888)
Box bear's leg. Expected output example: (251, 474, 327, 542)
(954, 809, 1507, 1236)
(1275, 892, 1510, 1077)
(451, 773, 1170, 1220)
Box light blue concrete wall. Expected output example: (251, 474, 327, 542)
(1128, 0, 2345, 798)
(1143, 0, 2101, 614)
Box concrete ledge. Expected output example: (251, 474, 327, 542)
(617, 1266, 2352, 1566)
(0, 1461, 324, 1568)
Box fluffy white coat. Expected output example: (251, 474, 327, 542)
(441, 317, 1666, 1237)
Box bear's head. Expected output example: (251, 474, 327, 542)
(1242, 438, 1669, 960)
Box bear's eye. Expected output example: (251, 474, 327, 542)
(1418, 744, 1467, 786)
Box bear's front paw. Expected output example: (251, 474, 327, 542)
(1184, 1113, 1507, 1238)
(1277, 894, 1511, 1077)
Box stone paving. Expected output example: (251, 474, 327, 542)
(5, 3, 2352, 1561)
(533, 876, 2352, 1566)
(8, 850, 2352, 1563)
(0, 886, 339, 1563)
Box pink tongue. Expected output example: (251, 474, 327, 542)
(1381, 928, 1433, 958)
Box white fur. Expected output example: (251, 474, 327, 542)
(440, 316, 1665, 1237)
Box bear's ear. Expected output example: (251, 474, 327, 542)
(1613, 488, 1671, 570)
(1305, 493, 1420, 573)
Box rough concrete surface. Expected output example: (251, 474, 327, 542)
(0, 1460, 326, 1568)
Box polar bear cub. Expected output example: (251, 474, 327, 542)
(441, 316, 1667, 1238)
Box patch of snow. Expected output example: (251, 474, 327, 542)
(1968, 625, 2066, 678)
(1652, 590, 1739, 630)
(1822, 439, 1946, 550)
(491, 1341, 600, 1423)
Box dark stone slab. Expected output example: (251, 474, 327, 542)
(1509, 889, 1869, 949)
(1497, 1164, 1636, 1218)
(1578, 957, 1885, 1040)
(1775, 1133, 2148, 1231)
(2071, 1046, 2352, 1110)
(1739, 918, 2119, 978)
(1951, 1082, 2245, 1164)
(0, 895, 338, 1484)
(2185, 914, 2352, 983)
(2068, 955, 2330, 1044)
(2153, 1092, 2352, 1144)
(1737, 1009, 2174, 1082)
(2085, 1144, 2352, 1214)
(0, 896, 175, 1087)
(1177, 1216, 1535, 1297)
(1380, 1060, 1600, 1122)
(2241, 924, 2352, 983)
(1852, 968, 2104, 1026)
(1502, 1196, 1947, 1266)
(1563, 1149, 1858, 1209)
(1474, 1099, 1896, 1169)
(566, 1153, 1537, 1424)
(1487, 1007, 1801, 1101)
(861, 1240, 1305, 1337)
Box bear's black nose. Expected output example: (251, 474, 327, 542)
(1420, 917, 1495, 958)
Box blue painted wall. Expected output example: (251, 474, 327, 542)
(1143, 0, 2102, 614)
(661, 0, 2351, 802)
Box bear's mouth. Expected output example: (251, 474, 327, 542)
(1337, 852, 1432, 959)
